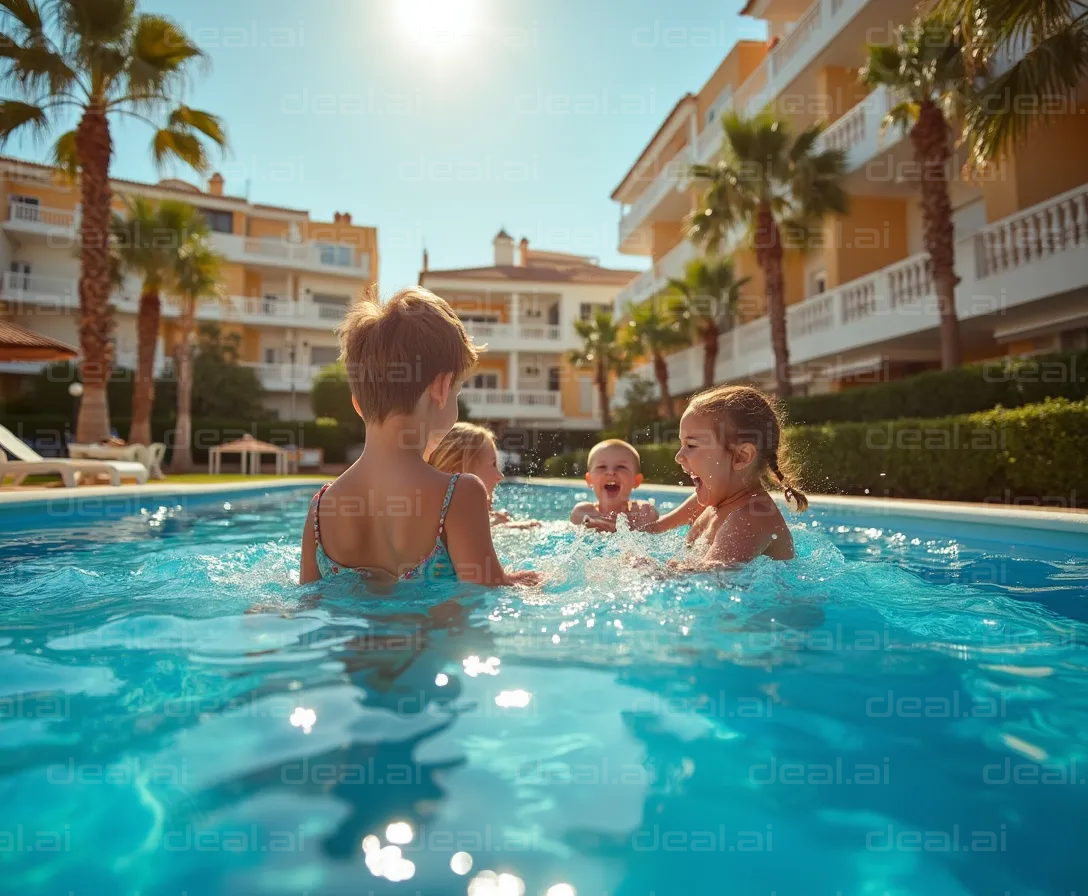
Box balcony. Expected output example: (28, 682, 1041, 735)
(461, 320, 564, 350)
(813, 85, 904, 174)
(4, 199, 77, 238)
(612, 241, 696, 316)
(461, 388, 563, 420)
(617, 147, 693, 253)
(241, 362, 325, 392)
(619, 179, 1088, 397)
(210, 232, 371, 277)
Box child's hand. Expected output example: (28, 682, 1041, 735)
(627, 502, 659, 530)
(505, 569, 543, 587)
(490, 509, 512, 524)
(582, 514, 617, 533)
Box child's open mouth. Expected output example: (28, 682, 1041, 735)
(604, 481, 621, 496)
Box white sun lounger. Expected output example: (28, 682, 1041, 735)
(0, 424, 149, 487)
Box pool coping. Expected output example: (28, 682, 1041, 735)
(518, 477, 1088, 535)
(2, 475, 1086, 537)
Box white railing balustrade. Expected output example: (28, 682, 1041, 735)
(772, 2, 822, 76)
(975, 183, 1088, 279)
(887, 255, 933, 309)
(7, 200, 76, 229)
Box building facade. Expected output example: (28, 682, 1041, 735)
(613, 0, 1088, 399)
(0, 157, 378, 419)
(420, 231, 638, 435)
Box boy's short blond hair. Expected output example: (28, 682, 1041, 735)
(337, 286, 479, 423)
(587, 438, 641, 473)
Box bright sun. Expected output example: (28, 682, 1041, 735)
(393, 0, 479, 52)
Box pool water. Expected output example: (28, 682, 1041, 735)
(1, 481, 1086, 895)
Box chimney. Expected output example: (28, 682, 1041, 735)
(519, 237, 529, 267)
(493, 229, 514, 266)
(208, 172, 224, 196)
(422, 247, 429, 273)
(342, 212, 352, 225)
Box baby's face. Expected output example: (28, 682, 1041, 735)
(585, 446, 642, 507)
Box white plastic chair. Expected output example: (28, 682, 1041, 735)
(0, 425, 149, 487)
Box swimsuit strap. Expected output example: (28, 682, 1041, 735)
(437, 474, 460, 537)
(311, 482, 334, 549)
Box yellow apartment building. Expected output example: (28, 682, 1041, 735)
(613, 0, 1088, 399)
(421, 231, 638, 437)
(0, 157, 378, 419)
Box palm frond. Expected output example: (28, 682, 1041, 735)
(168, 104, 226, 147)
(0, 40, 77, 94)
(964, 23, 1088, 162)
(51, 127, 77, 177)
(151, 126, 210, 172)
(0, 0, 44, 36)
(0, 98, 47, 143)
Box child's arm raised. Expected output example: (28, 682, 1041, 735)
(445, 475, 541, 586)
(641, 492, 701, 534)
(569, 501, 598, 525)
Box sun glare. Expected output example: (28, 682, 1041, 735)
(393, 0, 478, 52)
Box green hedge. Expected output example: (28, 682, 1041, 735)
(784, 349, 1088, 425)
(543, 399, 1088, 504)
(0, 415, 361, 465)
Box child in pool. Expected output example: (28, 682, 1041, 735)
(639, 385, 807, 567)
(300, 287, 541, 587)
(570, 439, 659, 530)
(428, 423, 539, 528)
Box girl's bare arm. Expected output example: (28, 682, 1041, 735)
(641, 492, 701, 534)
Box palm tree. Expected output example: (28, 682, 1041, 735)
(667, 256, 750, 390)
(111, 197, 203, 445)
(569, 309, 630, 429)
(0, 0, 226, 443)
(687, 112, 847, 397)
(935, 0, 1088, 166)
(170, 235, 223, 473)
(861, 17, 972, 370)
(622, 301, 689, 419)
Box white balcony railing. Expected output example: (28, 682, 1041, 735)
(242, 362, 324, 391)
(6, 199, 77, 230)
(210, 232, 371, 276)
(462, 389, 563, 419)
(461, 320, 563, 346)
(618, 147, 692, 244)
(974, 182, 1088, 280)
(613, 240, 696, 315)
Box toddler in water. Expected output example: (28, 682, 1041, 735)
(642, 385, 807, 566)
(428, 423, 538, 528)
(570, 439, 659, 530)
(300, 288, 540, 587)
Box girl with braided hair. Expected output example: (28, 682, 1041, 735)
(643, 385, 807, 567)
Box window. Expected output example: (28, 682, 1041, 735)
(470, 373, 499, 390)
(9, 261, 30, 290)
(264, 348, 279, 364)
(548, 367, 561, 392)
(311, 345, 340, 366)
(197, 207, 234, 234)
(811, 270, 827, 296)
(317, 243, 353, 267)
(579, 303, 595, 321)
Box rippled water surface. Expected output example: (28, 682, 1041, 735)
(1, 482, 1087, 896)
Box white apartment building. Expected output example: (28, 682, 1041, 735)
(420, 231, 639, 433)
(0, 157, 378, 419)
(613, 0, 1088, 400)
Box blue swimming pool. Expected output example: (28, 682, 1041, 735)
(1, 481, 1086, 895)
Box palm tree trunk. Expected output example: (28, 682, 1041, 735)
(73, 102, 115, 444)
(171, 302, 196, 473)
(652, 352, 674, 419)
(755, 202, 791, 397)
(128, 285, 161, 445)
(912, 101, 962, 370)
(596, 359, 612, 429)
(701, 319, 719, 389)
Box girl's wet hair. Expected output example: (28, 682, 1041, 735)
(428, 422, 497, 475)
(685, 385, 809, 512)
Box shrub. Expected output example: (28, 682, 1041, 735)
(785, 349, 1088, 425)
(544, 399, 1088, 505)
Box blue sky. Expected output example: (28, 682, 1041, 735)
(11, 0, 765, 291)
